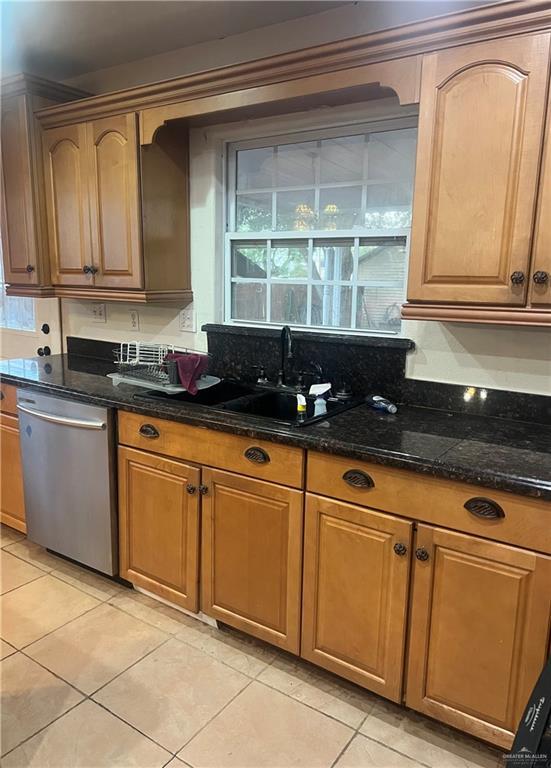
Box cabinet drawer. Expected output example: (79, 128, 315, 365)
(307, 452, 550, 553)
(118, 411, 304, 488)
(0, 383, 18, 417)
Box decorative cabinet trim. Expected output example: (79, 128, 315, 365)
(35, 2, 551, 130)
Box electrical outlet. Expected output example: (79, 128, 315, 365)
(129, 310, 140, 331)
(91, 303, 106, 323)
(179, 307, 196, 332)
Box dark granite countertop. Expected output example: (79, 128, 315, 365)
(2, 354, 550, 501)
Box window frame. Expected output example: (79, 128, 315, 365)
(224, 116, 416, 335)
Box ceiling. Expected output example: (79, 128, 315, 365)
(1, 1, 346, 81)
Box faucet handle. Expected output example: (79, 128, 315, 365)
(251, 364, 269, 384)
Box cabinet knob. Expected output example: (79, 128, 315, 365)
(533, 271, 549, 285)
(199, 485, 209, 495)
(25, 264, 35, 273)
(186, 483, 196, 495)
(83, 265, 92, 274)
(139, 423, 160, 439)
(393, 542, 407, 556)
(464, 496, 505, 520)
(510, 271, 525, 285)
(89, 265, 99, 275)
(36, 346, 51, 356)
(342, 469, 375, 489)
(415, 547, 430, 562)
(244, 446, 270, 464)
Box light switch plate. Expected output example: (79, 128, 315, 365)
(179, 307, 196, 332)
(91, 303, 106, 323)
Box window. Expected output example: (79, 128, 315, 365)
(225, 119, 417, 334)
(0, 250, 35, 332)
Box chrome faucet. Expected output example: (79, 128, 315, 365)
(277, 326, 294, 386)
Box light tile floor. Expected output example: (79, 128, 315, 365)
(0, 525, 504, 768)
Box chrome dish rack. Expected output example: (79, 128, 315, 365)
(108, 342, 219, 392)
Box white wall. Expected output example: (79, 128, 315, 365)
(64, 1, 487, 94)
(61, 96, 551, 396)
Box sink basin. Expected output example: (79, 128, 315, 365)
(134, 379, 256, 406)
(221, 390, 360, 426)
(135, 379, 361, 426)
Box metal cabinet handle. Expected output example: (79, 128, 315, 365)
(464, 496, 505, 520)
(199, 485, 209, 495)
(0, 391, 5, 401)
(533, 271, 549, 285)
(244, 446, 270, 464)
(510, 271, 525, 285)
(415, 547, 430, 562)
(25, 264, 35, 273)
(186, 484, 196, 495)
(393, 542, 407, 556)
(342, 469, 374, 489)
(139, 423, 160, 439)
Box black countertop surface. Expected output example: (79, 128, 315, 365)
(1, 354, 550, 501)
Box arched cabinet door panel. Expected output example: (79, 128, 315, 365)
(43, 124, 92, 286)
(0, 96, 38, 284)
(88, 114, 143, 289)
(530, 88, 551, 307)
(407, 33, 551, 305)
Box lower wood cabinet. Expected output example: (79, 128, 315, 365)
(0, 413, 26, 533)
(118, 445, 200, 611)
(201, 467, 303, 653)
(406, 525, 551, 749)
(301, 494, 413, 701)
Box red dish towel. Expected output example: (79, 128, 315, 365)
(165, 353, 209, 395)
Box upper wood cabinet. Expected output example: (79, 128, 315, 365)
(201, 467, 303, 653)
(43, 123, 92, 287)
(302, 494, 412, 701)
(405, 33, 551, 323)
(42, 118, 192, 303)
(406, 525, 551, 749)
(0, 75, 88, 296)
(88, 114, 143, 289)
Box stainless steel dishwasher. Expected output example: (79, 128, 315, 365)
(17, 389, 118, 576)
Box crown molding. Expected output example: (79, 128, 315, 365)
(34, 0, 551, 129)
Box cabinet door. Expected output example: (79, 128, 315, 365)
(43, 124, 92, 286)
(118, 446, 200, 611)
(530, 88, 551, 306)
(0, 95, 39, 284)
(88, 114, 143, 289)
(302, 494, 412, 701)
(201, 467, 303, 653)
(0, 415, 26, 533)
(406, 525, 551, 749)
(408, 33, 551, 305)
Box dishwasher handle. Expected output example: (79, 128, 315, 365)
(17, 403, 107, 430)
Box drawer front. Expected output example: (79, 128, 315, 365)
(307, 452, 550, 553)
(0, 383, 18, 417)
(118, 411, 304, 488)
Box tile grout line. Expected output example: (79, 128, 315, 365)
(2, 541, 124, 603)
(92, 698, 174, 758)
(329, 730, 357, 768)
(0, 572, 48, 596)
(89, 635, 172, 699)
(0, 699, 85, 759)
(173, 677, 256, 758)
